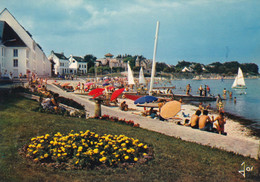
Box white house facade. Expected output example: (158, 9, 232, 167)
(0, 8, 51, 77)
(68, 56, 88, 74)
(48, 51, 69, 75)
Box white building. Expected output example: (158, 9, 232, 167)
(0, 8, 51, 77)
(48, 51, 69, 75)
(68, 55, 88, 74)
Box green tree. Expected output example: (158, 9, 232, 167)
(84, 54, 97, 71)
(193, 63, 203, 74)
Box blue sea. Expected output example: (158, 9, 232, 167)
(154, 78, 260, 129)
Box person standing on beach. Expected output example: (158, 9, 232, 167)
(198, 85, 203, 96)
(223, 88, 227, 99)
(206, 85, 210, 95)
(199, 110, 213, 131)
(186, 84, 191, 95)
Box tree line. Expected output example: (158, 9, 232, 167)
(82, 54, 259, 75)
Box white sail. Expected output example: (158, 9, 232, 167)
(232, 67, 246, 88)
(139, 67, 146, 84)
(128, 62, 135, 85)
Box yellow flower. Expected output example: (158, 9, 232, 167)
(124, 156, 129, 160)
(144, 145, 148, 149)
(34, 158, 39, 162)
(75, 160, 79, 164)
(57, 154, 61, 157)
(134, 157, 138, 162)
(44, 153, 48, 158)
(93, 149, 99, 154)
(127, 149, 131, 153)
(36, 144, 41, 148)
(76, 153, 80, 156)
(143, 153, 147, 156)
(62, 153, 67, 156)
(33, 150, 38, 154)
(121, 143, 126, 147)
(138, 143, 143, 147)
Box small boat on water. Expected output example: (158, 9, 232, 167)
(232, 67, 247, 89)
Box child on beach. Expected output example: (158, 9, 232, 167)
(120, 101, 128, 111)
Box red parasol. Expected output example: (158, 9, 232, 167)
(110, 88, 125, 101)
(85, 82, 94, 86)
(93, 91, 104, 99)
(88, 88, 105, 96)
(124, 94, 142, 101)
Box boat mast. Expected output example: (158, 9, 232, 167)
(149, 21, 160, 95)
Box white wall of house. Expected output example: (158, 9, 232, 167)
(68, 56, 87, 74)
(48, 52, 69, 75)
(0, 9, 51, 77)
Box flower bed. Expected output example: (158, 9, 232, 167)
(21, 130, 153, 170)
(91, 114, 140, 128)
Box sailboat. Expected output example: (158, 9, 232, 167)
(232, 67, 247, 89)
(127, 62, 135, 85)
(139, 67, 146, 85)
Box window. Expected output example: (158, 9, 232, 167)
(79, 64, 81, 68)
(13, 59, 18, 67)
(13, 49, 18, 57)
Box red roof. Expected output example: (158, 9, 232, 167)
(105, 53, 113, 57)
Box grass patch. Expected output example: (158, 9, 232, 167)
(0, 96, 259, 181)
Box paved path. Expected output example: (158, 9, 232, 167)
(47, 83, 259, 159)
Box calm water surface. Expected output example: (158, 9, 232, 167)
(154, 78, 260, 129)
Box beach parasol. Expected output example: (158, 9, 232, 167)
(88, 88, 105, 96)
(85, 82, 94, 86)
(160, 101, 181, 119)
(93, 91, 104, 99)
(103, 82, 110, 86)
(124, 94, 142, 101)
(61, 83, 70, 87)
(110, 88, 125, 101)
(134, 95, 158, 104)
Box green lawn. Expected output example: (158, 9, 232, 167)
(0, 96, 259, 181)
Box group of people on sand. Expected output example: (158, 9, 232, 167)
(185, 109, 226, 135)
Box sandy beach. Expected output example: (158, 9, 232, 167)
(50, 79, 259, 143)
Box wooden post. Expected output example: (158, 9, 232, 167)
(94, 99, 102, 117)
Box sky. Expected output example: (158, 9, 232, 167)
(1, 0, 260, 67)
